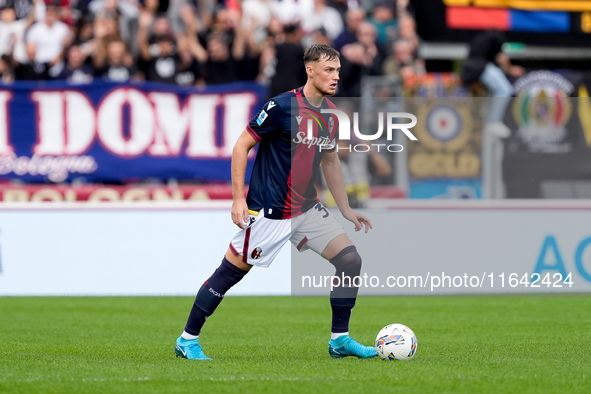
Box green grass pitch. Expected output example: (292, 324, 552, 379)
(1, 296, 589, 393)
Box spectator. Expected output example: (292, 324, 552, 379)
(356, 21, 385, 69)
(382, 37, 425, 84)
(194, 6, 247, 85)
(397, 13, 419, 50)
(142, 0, 169, 14)
(266, 16, 285, 44)
(26, 2, 72, 79)
(168, 0, 193, 36)
(338, 22, 384, 97)
(57, 43, 94, 83)
(338, 43, 367, 96)
(137, 10, 182, 84)
(51, 0, 75, 25)
(326, 0, 351, 21)
(368, 0, 396, 46)
(241, 0, 272, 46)
(172, 4, 203, 86)
(74, 15, 95, 57)
(90, 0, 139, 19)
(142, 33, 180, 84)
(89, 0, 139, 48)
(200, 31, 244, 84)
(300, 0, 344, 42)
(257, 17, 281, 84)
(267, 22, 306, 97)
(272, 0, 312, 26)
(337, 22, 385, 96)
(0, 0, 41, 80)
(460, 29, 524, 138)
(90, 3, 121, 60)
(93, 37, 140, 82)
(205, 6, 238, 47)
(333, 7, 365, 52)
(70, 0, 87, 23)
(167, 0, 215, 41)
(396, 0, 411, 15)
(240, 15, 265, 81)
(139, 11, 176, 59)
(150, 12, 173, 37)
(12, 0, 38, 20)
(0, 53, 11, 81)
(92, 4, 120, 40)
(0, 0, 430, 89)
(312, 27, 331, 46)
(175, 37, 200, 86)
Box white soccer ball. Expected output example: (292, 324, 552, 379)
(375, 323, 417, 360)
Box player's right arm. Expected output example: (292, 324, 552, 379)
(231, 130, 259, 229)
(232, 99, 281, 228)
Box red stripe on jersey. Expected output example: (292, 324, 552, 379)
(284, 88, 318, 217)
(289, 138, 315, 215)
(283, 171, 293, 219)
(326, 99, 339, 152)
(229, 243, 239, 256)
(242, 227, 252, 263)
(246, 125, 262, 142)
(296, 236, 308, 251)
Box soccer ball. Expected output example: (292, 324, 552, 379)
(375, 323, 417, 360)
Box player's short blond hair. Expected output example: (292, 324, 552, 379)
(303, 44, 340, 64)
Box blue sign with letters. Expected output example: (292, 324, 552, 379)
(0, 81, 267, 183)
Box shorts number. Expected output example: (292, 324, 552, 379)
(315, 203, 329, 218)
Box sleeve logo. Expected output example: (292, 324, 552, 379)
(256, 110, 268, 126)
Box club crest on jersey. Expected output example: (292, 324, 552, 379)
(251, 247, 263, 259)
(256, 110, 268, 126)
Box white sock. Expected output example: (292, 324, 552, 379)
(331, 332, 348, 340)
(181, 331, 199, 340)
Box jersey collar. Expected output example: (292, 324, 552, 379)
(297, 86, 326, 109)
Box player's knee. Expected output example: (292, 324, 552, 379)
(224, 249, 254, 272)
(345, 251, 363, 277)
(195, 257, 249, 315)
(330, 245, 362, 278)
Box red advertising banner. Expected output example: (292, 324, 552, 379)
(0, 184, 405, 202)
(0, 184, 236, 202)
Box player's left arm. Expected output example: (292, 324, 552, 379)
(321, 150, 373, 233)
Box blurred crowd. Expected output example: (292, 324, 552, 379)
(0, 0, 425, 92)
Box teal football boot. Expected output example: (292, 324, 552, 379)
(175, 337, 212, 360)
(328, 335, 378, 359)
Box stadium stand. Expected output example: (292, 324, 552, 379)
(1, 0, 590, 200)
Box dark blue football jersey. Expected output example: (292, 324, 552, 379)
(245, 87, 339, 219)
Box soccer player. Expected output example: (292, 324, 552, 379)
(175, 44, 378, 360)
